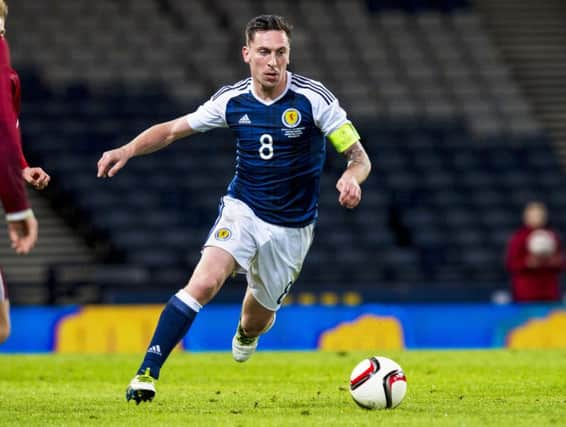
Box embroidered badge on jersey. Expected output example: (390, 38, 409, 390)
(281, 108, 304, 138)
(282, 108, 301, 128)
(215, 227, 232, 241)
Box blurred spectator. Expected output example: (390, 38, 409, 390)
(505, 202, 565, 303)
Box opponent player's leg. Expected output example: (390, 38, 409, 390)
(127, 246, 236, 404)
(0, 269, 10, 344)
(232, 288, 276, 362)
(0, 301, 10, 344)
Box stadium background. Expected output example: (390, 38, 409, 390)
(1, 0, 565, 352)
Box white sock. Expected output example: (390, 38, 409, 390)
(175, 289, 203, 313)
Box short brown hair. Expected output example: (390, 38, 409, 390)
(0, 0, 7, 20)
(245, 15, 292, 45)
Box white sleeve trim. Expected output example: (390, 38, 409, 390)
(185, 97, 228, 133)
(324, 116, 351, 137)
(290, 78, 349, 136)
(6, 209, 34, 222)
(316, 99, 349, 136)
(185, 81, 251, 133)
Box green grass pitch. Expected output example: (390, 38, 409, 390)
(0, 350, 565, 426)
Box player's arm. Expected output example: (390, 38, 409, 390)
(7, 215, 38, 254)
(6, 57, 52, 190)
(18, 144, 51, 190)
(328, 123, 371, 209)
(340, 142, 371, 185)
(336, 142, 371, 209)
(22, 167, 50, 190)
(506, 233, 535, 272)
(97, 116, 196, 178)
(539, 234, 566, 271)
(0, 116, 37, 254)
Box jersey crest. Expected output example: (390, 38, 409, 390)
(281, 108, 301, 128)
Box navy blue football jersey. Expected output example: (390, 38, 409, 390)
(186, 72, 351, 227)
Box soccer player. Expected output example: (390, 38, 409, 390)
(97, 15, 371, 404)
(0, 0, 48, 344)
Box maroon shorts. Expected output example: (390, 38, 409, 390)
(0, 267, 7, 301)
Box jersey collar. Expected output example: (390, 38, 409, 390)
(250, 71, 292, 106)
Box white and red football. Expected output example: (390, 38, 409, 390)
(527, 229, 556, 256)
(349, 356, 407, 409)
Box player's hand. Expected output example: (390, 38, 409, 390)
(97, 147, 131, 178)
(336, 173, 362, 209)
(7, 215, 38, 254)
(22, 167, 51, 190)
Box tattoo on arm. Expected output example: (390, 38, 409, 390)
(342, 142, 371, 183)
(345, 143, 367, 168)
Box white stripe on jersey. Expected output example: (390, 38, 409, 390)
(187, 72, 348, 137)
(212, 77, 252, 101)
(289, 74, 347, 136)
(187, 79, 252, 132)
(290, 74, 336, 105)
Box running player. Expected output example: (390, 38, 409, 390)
(96, 14, 371, 404)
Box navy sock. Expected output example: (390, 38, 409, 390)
(137, 295, 197, 379)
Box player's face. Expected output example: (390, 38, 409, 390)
(243, 30, 290, 92)
(524, 204, 547, 228)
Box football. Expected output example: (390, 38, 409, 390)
(349, 356, 407, 409)
(527, 229, 556, 256)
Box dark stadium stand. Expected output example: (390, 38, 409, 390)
(4, 0, 565, 303)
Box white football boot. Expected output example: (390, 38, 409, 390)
(232, 314, 276, 363)
(126, 368, 156, 404)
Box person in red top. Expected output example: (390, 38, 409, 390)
(505, 201, 565, 302)
(0, 0, 50, 344)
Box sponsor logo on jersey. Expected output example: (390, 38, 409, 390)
(215, 227, 232, 241)
(238, 114, 251, 124)
(282, 108, 301, 128)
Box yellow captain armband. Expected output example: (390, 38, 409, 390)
(328, 122, 360, 153)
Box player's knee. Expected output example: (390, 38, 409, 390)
(197, 273, 224, 292)
(187, 273, 225, 302)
